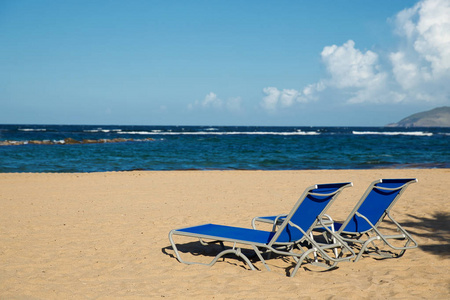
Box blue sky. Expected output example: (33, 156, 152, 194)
(1, 0, 449, 126)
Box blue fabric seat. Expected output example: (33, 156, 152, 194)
(176, 224, 278, 244)
(253, 179, 419, 262)
(169, 182, 355, 277)
(333, 178, 419, 261)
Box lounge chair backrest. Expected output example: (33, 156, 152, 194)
(269, 182, 352, 246)
(339, 178, 417, 234)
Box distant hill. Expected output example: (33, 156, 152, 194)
(387, 106, 450, 127)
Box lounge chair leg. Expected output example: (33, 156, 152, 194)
(169, 231, 256, 270)
(290, 249, 315, 277)
(252, 245, 271, 271)
(310, 232, 319, 262)
(233, 247, 256, 270)
(198, 239, 225, 250)
(355, 236, 380, 262)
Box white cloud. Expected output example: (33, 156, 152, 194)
(390, 0, 450, 102)
(321, 40, 386, 90)
(189, 92, 243, 113)
(302, 81, 325, 96)
(202, 92, 222, 108)
(320, 40, 389, 103)
(280, 89, 300, 107)
(261, 87, 281, 112)
(414, 0, 450, 76)
(261, 0, 450, 109)
(261, 39, 390, 110)
(261, 87, 306, 112)
(391, 0, 450, 79)
(298, 81, 326, 103)
(393, 4, 419, 39)
(390, 51, 422, 90)
(225, 97, 243, 113)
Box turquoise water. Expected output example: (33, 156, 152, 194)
(0, 125, 449, 172)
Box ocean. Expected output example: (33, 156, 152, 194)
(0, 125, 449, 173)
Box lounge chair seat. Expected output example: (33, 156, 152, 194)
(169, 182, 355, 277)
(175, 223, 304, 244)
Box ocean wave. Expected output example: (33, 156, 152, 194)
(117, 130, 320, 136)
(83, 129, 122, 133)
(18, 128, 46, 132)
(352, 131, 433, 137)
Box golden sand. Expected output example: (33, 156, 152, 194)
(1, 169, 449, 299)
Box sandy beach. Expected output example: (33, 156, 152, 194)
(1, 169, 449, 299)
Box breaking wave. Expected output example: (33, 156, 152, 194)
(117, 130, 320, 136)
(352, 131, 433, 137)
(18, 128, 47, 132)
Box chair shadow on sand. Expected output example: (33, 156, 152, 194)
(400, 212, 450, 257)
(161, 241, 303, 275)
(162, 212, 450, 273)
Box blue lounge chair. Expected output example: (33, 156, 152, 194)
(169, 182, 355, 277)
(252, 178, 418, 262)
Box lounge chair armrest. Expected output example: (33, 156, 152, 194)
(273, 214, 288, 222)
(318, 214, 335, 230)
(272, 214, 288, 231)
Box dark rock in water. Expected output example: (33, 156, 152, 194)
(82, 139, 98, 144)
(387, 106, 450, 127)
(29, 140, 53, 145)
(64, 138, 81, 144)
(0, 137, 154, 146)
(0, 140, 25, 146)
(110, 138, 129, 143)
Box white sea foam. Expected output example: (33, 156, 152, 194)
(117, 130, 320, 136)
(117, 131, 155, 135)
(352, 131, 433, 137)
(83, 129, 122, 133)
(18, 128, 46, 132)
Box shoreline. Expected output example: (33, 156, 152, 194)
(2, 165, 450, 174)
(1, 169, 449, 298)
